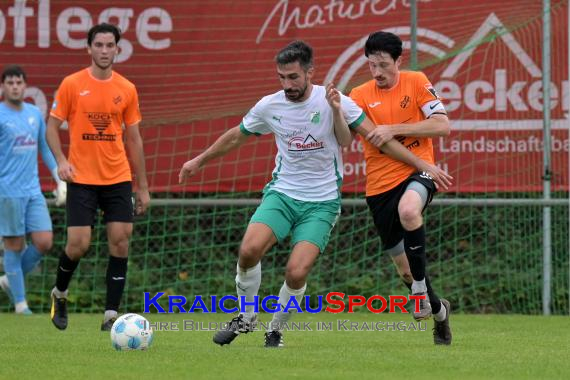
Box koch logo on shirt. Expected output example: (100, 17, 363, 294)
(288, 134, 324, 152)
(82, 112, 117, 141)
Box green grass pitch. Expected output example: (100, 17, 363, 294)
(0, 312, 568, 379)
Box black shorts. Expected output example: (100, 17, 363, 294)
(67, 182, 133, 227)
(366, 172, 436, 251)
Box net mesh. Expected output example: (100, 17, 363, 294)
(0, 0, 568, 315)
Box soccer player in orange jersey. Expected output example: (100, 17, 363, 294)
(350, 31, 452, 345)
(179, 41, 450, 348)
(45, 23, 150, 331)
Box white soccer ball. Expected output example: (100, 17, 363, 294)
(110, 313, 154, 351)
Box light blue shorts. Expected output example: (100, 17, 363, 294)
(0, 194, 52, 237)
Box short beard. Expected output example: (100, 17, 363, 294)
(285, 82, 308, 102)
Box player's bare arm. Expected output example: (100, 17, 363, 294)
(178, 126, 250, 184)
(325, 82, 352, 147)
(125, 123, 150, 215)
(46, 115, 75, 182)
(366, 114, 450, 147)
(354, 116, 453, 190)
(38, 122, 67, 206)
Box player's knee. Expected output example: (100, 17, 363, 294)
(238, 242, 264, 266)
(111, 238, 130, 256)
(285, 265, 308, 287)
(398, 204, 422, 229)
(34, 239, 53, 254)
(3, 238, 25, 252)
(65, 239, 90, 259)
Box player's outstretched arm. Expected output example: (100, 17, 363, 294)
(46, 116, 74, 182)
(325, 83, 352, 147)
(366, 115, 450, 147)
(178, 126, 250, 184)
(126, 123, 150, 215)
(353, 116, 453, 190)
(380, 141, 452, 190)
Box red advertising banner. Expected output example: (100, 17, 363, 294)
(1, 0, 567, 193)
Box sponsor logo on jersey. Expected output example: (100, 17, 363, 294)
(288, 134, 324, 151)
(82, 112, 117, 141)
(13, 134, 36, 150)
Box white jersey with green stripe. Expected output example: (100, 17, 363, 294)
(240, 85, 365, 201)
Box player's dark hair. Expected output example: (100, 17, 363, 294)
(87, 23, 121, 46)
(1, 65, 26, 83)
(364, 31, 403, 61)
(275, 41, 313, 71)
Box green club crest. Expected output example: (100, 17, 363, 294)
(310, 111, 320, 124)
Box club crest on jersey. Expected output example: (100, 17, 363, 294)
(310, 111, 320, 124)
(288, 134, 324, 152)
(424, 83, 440, 99)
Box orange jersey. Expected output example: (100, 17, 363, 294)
(50, 68, 141, 185)
(350, 71, 438, 196)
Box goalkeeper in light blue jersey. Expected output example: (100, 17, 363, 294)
(0, 65, 66, 314)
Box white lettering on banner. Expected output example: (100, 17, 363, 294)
(57, 7, 92, 49)
(0, 0, 172, 63)
(9, 0, 33, 47)
(256, 0, 432, 44)
(38, 0, 49, 47)
(344, 140, 365, 153)
(136, 7, 173, 50)
(439, 136, 570, 153)
(343, 161, 366, 176)
(0, 10, 5, 42)
(440, 70, 564, 113)
(325, 12, 567, 128)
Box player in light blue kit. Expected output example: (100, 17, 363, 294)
(0, 65, 66, 314)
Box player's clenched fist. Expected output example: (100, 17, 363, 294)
(57, 160, 75, 182)
(178, 158, 202, 184)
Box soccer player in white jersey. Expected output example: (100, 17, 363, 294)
(178, 41, 451, 348)
(0, 65, 66, 314)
